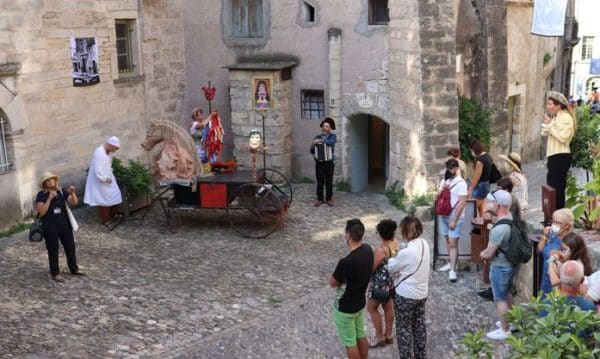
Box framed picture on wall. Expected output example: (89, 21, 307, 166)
(253, 78, 272, 109)
(70, 37, 100, 87)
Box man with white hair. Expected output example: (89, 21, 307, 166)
(479, 190, 517, 340)
(84, 136, 123, 226)
(557, 260, 596, 312)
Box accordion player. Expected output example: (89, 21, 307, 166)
(313, 142, 333, 162)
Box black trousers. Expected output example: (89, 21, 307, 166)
(315, 160, 334, 201)
(42, 218, 78, 276)
(547, 153, 571, 210)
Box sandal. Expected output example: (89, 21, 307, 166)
(102, 221, 112, 228)
(368, 340, 387, 349)
(51, 274, 65, 282)
(385, 337, 394, 345)
(71, 271, 87, 276)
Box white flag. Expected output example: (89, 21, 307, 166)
(531, 0, 568, 36)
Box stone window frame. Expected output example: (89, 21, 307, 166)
(368, 0, 389, 25)
(111, 13, 144, 83)
(0, 110, 14, 175)
(582, 36, 594, 61)
(222, 0, 271, 48)
(301, 90, 325, 120)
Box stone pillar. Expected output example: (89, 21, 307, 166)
(225, 62, 296, 178)
(327, 28, 344, 180)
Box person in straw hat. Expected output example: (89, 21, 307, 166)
(35, 171, 85, 282)
(542, 91, 577, 210)
(84, 136, 123, 227)
(310, 117, 337, 207)
(497, 152, 528, 210)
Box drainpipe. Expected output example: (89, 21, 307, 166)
(327, 28, 344, 178)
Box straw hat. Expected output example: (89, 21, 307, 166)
(498, 152, 522, 173)
(39, 171, 59, 188)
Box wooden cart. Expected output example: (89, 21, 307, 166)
(159, 168, 292, 238)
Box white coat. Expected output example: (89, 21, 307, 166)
(84, 145, 122, 206)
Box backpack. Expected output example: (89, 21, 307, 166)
(435, 180, 463, 216)
(494, 218, 532, 264)
(490, 162, 502, 184)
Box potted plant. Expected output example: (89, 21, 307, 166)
(112, 158, 153, 217)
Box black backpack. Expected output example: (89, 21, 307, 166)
(493, 218, 532, 264)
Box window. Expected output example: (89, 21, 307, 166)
(369, 0, 389, 25)
(301, 90, 325, 119)
(231, 0, 264, 38)
(0, 111, 13, 174)
(303, 2, 315, 22)
(115, 19, 137, 75)
(582, 36, 594, 61)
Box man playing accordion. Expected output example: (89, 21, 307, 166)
(310, 117, 337, 207)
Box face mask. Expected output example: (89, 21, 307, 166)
(551, 224, 561, 234)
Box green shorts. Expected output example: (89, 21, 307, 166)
(333, 307, 366, 347)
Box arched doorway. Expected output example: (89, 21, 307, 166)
(348, 114, 389, 192)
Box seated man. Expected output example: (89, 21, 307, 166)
(542, 260, 596, 317)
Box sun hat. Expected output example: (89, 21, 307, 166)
(498, 152, 522, 173)
(39, 171, 59, 188)
(106, 136, 120, 148)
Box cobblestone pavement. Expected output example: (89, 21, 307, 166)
(1, 182, 517, 358)
(2, 160, 596, 358)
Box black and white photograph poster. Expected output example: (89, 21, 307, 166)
(70, 37, 100, 87)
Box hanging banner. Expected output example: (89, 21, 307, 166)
(590, 59, 600, 75)
(70, 37, 100, 86)
(531, 0, 568, 37)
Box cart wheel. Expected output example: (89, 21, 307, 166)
(258, 168, 293, 207)
(226, 183, 284, 238)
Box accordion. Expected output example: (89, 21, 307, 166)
(314, 143, 333, 162)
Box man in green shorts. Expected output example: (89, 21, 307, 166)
(328, 219, 374, 359)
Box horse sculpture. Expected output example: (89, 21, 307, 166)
(141, 119, 202, 181)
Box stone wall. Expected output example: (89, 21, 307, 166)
(228, 67, 292, 177)
(0, 0, 186, 228)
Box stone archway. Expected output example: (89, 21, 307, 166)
(347, 113, 389, 193)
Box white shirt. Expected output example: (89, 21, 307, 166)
(438, 176, 468, 218)
(83, 145, 122, 206)
(387, 238, 431, 300)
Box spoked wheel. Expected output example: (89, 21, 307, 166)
(258, 168, 293, 207)
(226, 183, 284, 238)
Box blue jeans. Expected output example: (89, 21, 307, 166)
(472, 181, 490, 199)
(490, 264, 517, 301)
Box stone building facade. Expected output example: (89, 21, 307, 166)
(0, 0, 186, 228)
(0, 0, 573, 228)
(183, 0, 460, 196)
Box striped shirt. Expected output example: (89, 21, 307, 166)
(541, 110, 574, 157)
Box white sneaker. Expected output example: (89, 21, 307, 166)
(495, 321, 516, 332)
(439, 263, 452, 272)
(449, 270, 457, 282)
(486, 328, 510, 340)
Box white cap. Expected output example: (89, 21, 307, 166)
(486, 190, 512, 207)
(106, 136, 120, 147)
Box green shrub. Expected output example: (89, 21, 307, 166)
(459, 293, 600, 358)
(112, 158, 153, 197)
(572, 105, 600, 171)
(457, 330, 493, 359)
(566, 163, 600, 230)
(0, 222, 31, 238)
(385, 181, 434, 215)
(459, 97, 492, 163)
(335, 179, 351, 192)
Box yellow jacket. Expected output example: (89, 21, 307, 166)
(541, 110, 574, 157)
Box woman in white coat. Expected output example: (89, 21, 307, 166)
(84, 136, 122, 226)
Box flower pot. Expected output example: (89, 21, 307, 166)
(119, 187, 150, 217)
